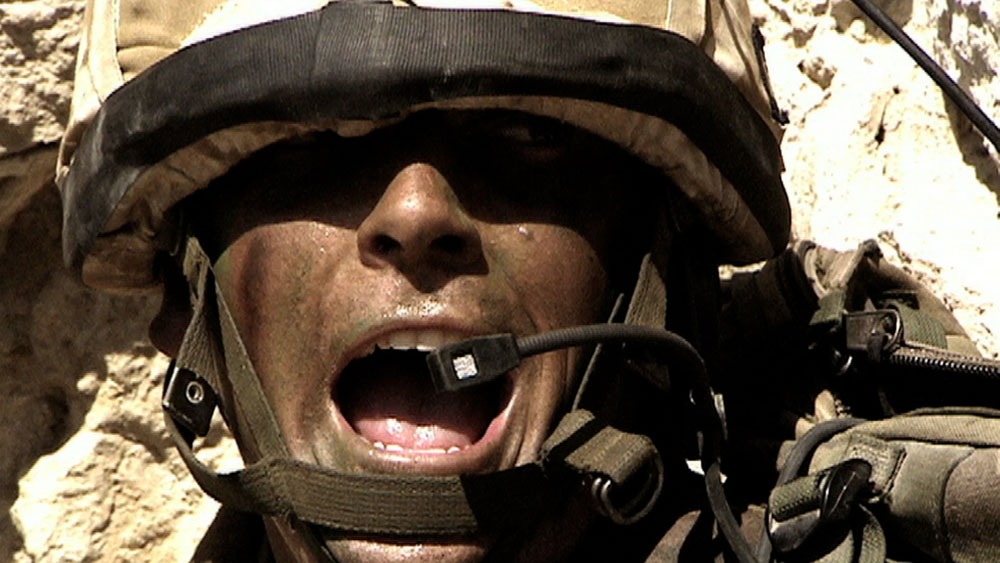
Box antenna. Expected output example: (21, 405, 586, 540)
(850, 0, 1000, 152)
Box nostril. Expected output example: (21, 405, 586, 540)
(373, 234, 401, 255)
(432, 234, 467, 255)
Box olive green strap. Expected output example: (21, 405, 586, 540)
(165, 411, 545, 534)
(855, 507, 886, 563)
(542, 408, 659, 486)
(769, 478, 887, 563)
(165, 404, 659, 535)
(168, 237, 514, 533)
(174, 236, 227, 403)
(885, 300, 947, 349)
(810, 291, 847, 330)
(769, 473, 824, 522)
(213, 275, 292, 459)
(768, 431, 902, 562)
(770, 435, 903, 519)
(178, 236, 291, 459)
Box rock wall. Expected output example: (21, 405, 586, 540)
(1, 0, 997, 560)
(1, 2, 238, 561)
(750, 0, 1000, 356)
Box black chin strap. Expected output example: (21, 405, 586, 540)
(163, 236, 667, 538)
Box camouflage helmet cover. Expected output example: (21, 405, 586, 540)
(59, 0, 790, 290)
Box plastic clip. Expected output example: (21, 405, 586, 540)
(162, 361, 217, 437)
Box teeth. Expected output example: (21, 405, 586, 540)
(416, 329, 443, 352)
(369, 440, 465, 455)
(373, 329, 462, 353)
(387, 331, 416, 350)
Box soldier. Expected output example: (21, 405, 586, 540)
(57, 0, 1000, 561)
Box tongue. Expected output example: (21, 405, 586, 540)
(339, 351, 497, 450)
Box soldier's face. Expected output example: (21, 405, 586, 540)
(192, 110, 655, 561)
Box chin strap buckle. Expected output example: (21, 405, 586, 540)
(588, 454, 665, 525)
(163, 361, 218, 437)
(540, 409, 664, 525)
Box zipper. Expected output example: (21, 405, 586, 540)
(887, 346, 1000, 380)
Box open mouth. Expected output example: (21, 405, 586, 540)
(335, 333, 510, 455)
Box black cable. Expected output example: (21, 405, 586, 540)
(517, 324, 692, 394)
(572, 294, 626, 411)
(850, 0, 1000, 152)
(429, 324, 761, 560)
(520, 325, 759, 562)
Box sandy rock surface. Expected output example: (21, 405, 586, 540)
(0, 0, 79, 158)
(750, 0, 1000, 357)
(1, 0, 997, 560)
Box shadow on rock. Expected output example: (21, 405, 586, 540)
(0, 182, 162, 559)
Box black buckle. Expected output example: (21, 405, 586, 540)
(162, 361, 217, 437)
(768, 458, 873, 553)
(844, 310, 902, 362)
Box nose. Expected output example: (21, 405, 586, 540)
(357, 163, 484, 277)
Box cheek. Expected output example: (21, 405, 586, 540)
(490, 224, 610, 330)
(214, 224, 355, 439)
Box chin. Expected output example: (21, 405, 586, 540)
(324, 538, 488, 563)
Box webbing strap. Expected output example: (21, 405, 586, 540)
(811, 507, 886, 563)
(769, 472, 824, 522)
(810, 291, 847, 330)
(169, 237, 539, 534)
(769, 480, 888, 563)
(165, 410, 548, 534)
(625, 252, 668, 329)
(174, 237, 226, 398)
(213, 278, 291, 459)
(768, 431, 899, 562)
(856, 507, 886, 563)
(888, 301, 948, 349)
(770, 435, 902, 522)
(179, 236, 291, 459)
(166, 406, 653, 535)
(541, 409, 658, 486)
(167, 269, 654, 535)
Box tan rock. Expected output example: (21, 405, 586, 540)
(0, 0, 84, 156)
(752, 0, 1000, 357)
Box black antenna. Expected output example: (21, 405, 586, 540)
(850, 0, 1000, 152)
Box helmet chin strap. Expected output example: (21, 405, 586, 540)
(162, 185, 762, 559)
(161, 235, 674, 548)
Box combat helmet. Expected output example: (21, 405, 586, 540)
(60, 0, 789, 290)
(58, 0, 792, 555)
